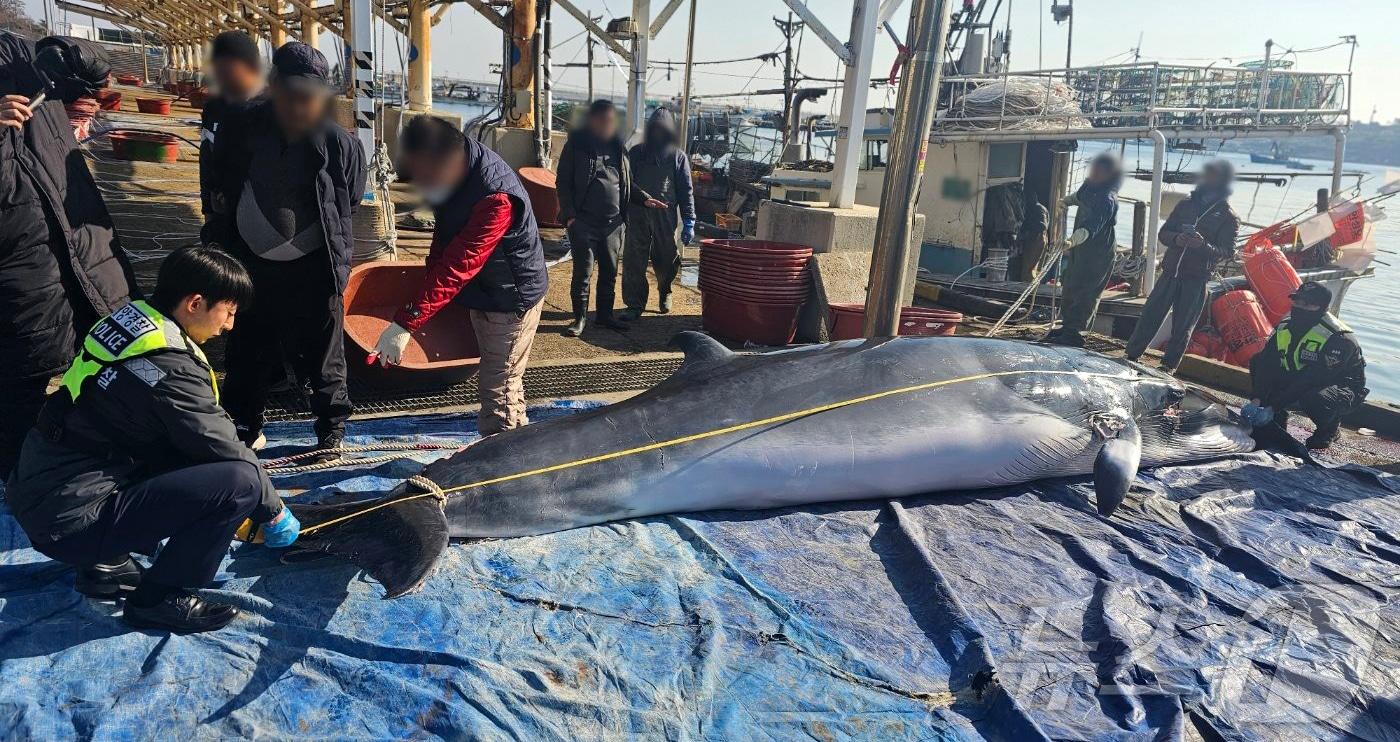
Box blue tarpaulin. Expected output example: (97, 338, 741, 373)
(2, 402, 1398, 740)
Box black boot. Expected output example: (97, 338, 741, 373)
(657, 293, 672, 314)
(615, 307, 642, 322)
(306, 430, 344, 465)
(1306, 423, 1341, 450)
(75, 557, 144, 600)
(123, 586, 240, 634)
(563, 314, 586, 337)
(595, 312, 630, 331)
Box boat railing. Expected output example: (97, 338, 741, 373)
(934, 62, 1350, 137)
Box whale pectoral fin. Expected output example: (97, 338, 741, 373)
(287, 493, 450, 599)
(1092, 420, 1142, 517)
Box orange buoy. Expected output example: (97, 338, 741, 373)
(1185, 329, 1228, 362)
(1242, 239, 1301, 324)
(1212, 290, 1272, 367)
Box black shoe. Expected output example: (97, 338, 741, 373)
(615, 308, 642, 322)
(595, 314, 630, 331)
(307, 431, 344, 465)
(75, 557, 144, 600)
(563, 316, 586, 337)
(237, 427, 267, 451)
(1305, 426, 1341, 450)
(657, 294, 672, 314)
(123, 590, 240, 634)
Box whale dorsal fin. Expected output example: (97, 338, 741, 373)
(670, 331, 736, 378)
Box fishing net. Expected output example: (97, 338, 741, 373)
(939, 76, 1091, 131)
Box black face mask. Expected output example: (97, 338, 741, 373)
(1290, 306, 1325, 328)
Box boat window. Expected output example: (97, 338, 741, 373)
(863, 139, 888, 170)
(987, 142, 1025, 180)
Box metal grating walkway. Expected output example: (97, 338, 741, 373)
(264, 356, 683, 422)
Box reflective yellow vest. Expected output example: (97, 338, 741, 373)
(1272, 313, 1352, 373)
(59, 301, 218, 403)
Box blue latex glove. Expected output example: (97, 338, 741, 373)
(1241, 403, 1274, 427)
(681, 219, 696, 246)
(262, 507, 301, 548)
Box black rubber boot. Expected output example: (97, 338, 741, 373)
(615, 307, 642, 322)
(123, 588, 240, 634)
(306, 431, 344, 465)
(595, 312, 630, 331)
(1306, 423, 1341, 450)
(75, 557, 144, 600)
(563, 314, 586, 337)
(657, 293, 672, 315)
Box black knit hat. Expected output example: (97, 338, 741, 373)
(271, 42, 331, 93)
(210, 31, 261, 69)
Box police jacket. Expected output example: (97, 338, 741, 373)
(5, 302, 283, 545)
(1249, 312, 1367, 409)
(1158, 189, 1240, 281)
(0, 31, 138, 381)
(200, 100, 366, 294)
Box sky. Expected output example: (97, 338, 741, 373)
(28, 0, 1400, 121)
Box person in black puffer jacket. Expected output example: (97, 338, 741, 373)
(0, 32, 138, 477)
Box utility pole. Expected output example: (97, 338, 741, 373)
(585, 13, 598, 102)
(773, 13, 803, 152)
(862, 0, 954, 337)
(677, 0, 698, 149)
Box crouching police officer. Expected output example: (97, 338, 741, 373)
(1243, 280, 1368, 450)
(5, 245, 299, 634)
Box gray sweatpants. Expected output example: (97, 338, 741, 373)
(1125, 275, 1209, 368)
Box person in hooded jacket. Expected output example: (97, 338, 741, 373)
(0, 33, 138, 477)
(1045, 152, 1122, 347)
(619, 107, 695, 319)
(1125, 159, 1240, 371)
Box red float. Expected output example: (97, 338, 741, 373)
(1211, 290, 1273, 367)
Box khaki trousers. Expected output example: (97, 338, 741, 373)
(470, 301, 542, 436)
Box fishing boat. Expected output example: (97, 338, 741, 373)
(342, 262, 482, 387)
(1251, 140, 1316, 169)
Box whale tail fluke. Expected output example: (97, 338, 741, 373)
(287, 493, 450, 598)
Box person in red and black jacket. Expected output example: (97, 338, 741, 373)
(374, 116, 547, 435)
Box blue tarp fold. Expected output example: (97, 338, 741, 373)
(2, 403, 1397, 740)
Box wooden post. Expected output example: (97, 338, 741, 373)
(301, 12, 321, 48)
(406, 0, 432, 110)
(269, 1, 286, 48)
(505, 0, 536, 127)
(1130, 200, 1147, 296)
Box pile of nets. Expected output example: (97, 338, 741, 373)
(940, 76, 1091, 131)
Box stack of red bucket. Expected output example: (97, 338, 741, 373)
(699, 239, 812, 345)
(827, 303, 963, 339)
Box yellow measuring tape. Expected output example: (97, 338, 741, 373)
(298, 368, 1122, 536)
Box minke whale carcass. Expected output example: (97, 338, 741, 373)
(286, 333, 1255, 597)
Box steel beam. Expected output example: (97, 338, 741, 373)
(553, 0, 631, 61)
(648, 0, 683, 38)
(778, 0, 850, 64)
(827, 0, 878, 209)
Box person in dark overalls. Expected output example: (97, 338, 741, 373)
(1045, 152, 1122, 347)
(1244, 281, 1367, 450)
(618, 107, 695, 319)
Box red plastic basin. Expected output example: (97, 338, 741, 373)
(701, 239, 814, 257)
(518, 166, 562, 227)
(700, 284, 810, 304)
(698, 263, 810, 285)
(109, 131, 180, 163)
(115, 73, 142, 86)
(96, 90, 122, 111)
(701, 293, 803, 345)
(828, 303, 962, 339)
(136, 97, 171, 115)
